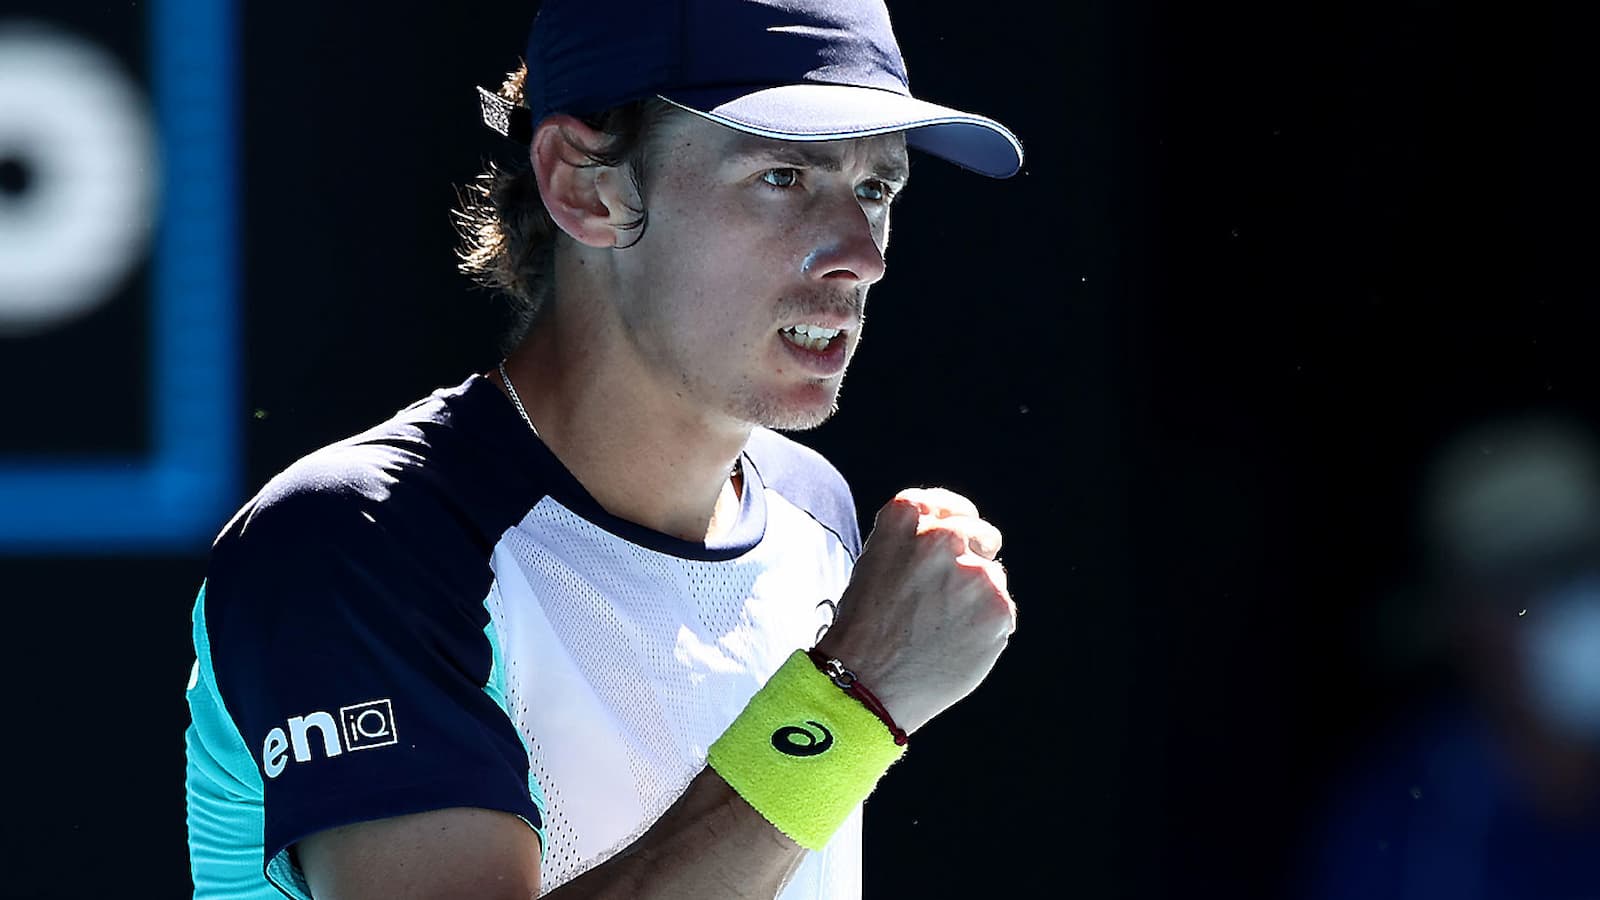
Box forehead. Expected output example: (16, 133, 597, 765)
(665, 113, 910, 181)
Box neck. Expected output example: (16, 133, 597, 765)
(496, 296, 750, 544)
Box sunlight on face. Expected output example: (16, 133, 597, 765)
(610, 115, 910, 431)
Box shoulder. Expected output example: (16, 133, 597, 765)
(197, 379, 545, 735)
(216, 376, 538, 557)
(212, 430, 447, 577)
(743, 428, 861, 558)
(206, 376, 543, 629)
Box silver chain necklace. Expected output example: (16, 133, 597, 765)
(496, 360, 740, 479)
(497, 360, 539, 437)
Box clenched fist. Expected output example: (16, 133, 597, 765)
(813, 487, 1016, 735)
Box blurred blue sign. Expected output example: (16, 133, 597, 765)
(0, 0, 237, 553)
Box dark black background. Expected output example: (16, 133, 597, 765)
(2, 0, 1595, 897)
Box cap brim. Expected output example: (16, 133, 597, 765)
(659, 83, 1024, 179)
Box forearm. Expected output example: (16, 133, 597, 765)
(542, 768, 807, 900)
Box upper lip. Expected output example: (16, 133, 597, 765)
(780, 316, 858, 333)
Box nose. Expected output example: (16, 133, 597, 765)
(803, 195, 887, 285)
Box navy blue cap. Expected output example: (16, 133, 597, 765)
(480, 0, 1023, 178)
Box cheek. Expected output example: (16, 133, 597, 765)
(653, 193, 771, 268)
(654, 199, 804, 288)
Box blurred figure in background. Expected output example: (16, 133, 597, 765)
(1295, 411, 1600, 899)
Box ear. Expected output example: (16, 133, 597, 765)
(530, 114, 639, 249)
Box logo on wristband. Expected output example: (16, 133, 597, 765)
(771, 720, 834, 757)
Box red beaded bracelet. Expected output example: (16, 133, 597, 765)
(805, 648, 910, 747)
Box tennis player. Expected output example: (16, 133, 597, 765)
(185, 1, 1022, 897)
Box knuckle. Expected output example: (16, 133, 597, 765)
(960, 567, 1013, 630)
(935, 488, 980, 517)
(989, 586, 1016, 630)
(879, 496, 922, 523)
(954, 555, 1002, 588)
(977, 525, 1003, 556)
(891, 487, 933, 511)
(924, 523, 970, 556)
(970, 558, 1009, 594)
(986, 568, 1011, 600)
(895, 486, 980, 519)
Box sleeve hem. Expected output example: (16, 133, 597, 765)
(262, 770, 547, 895)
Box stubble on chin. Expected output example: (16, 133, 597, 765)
(732, 379, 845, 432)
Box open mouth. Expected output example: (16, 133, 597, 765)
(779, 323, 843, 352)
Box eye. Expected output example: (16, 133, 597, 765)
(760, 168, 800, 189)
(857, 179, 896, 203)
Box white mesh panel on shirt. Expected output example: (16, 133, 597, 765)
(489, 492, 857, 897)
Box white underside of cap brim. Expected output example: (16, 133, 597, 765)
(657, 83, 1024, 178)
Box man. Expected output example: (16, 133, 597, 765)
(186, 1, 1022, 897)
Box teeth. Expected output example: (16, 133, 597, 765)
(785, 323, 841, 340)
(781, 326, 837, 352)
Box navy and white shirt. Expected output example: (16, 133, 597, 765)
(185, 374, 863, 899)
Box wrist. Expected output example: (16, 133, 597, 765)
(809, 637, 915, 734)
(706, 650, 908, 850)
(804, 648, 909, 746)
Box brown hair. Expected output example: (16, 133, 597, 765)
(453, 64, 682, 352)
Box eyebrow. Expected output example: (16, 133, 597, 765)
(726, 138, 911, 184)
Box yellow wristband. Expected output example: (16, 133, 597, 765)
(707, 649, 907, 850)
